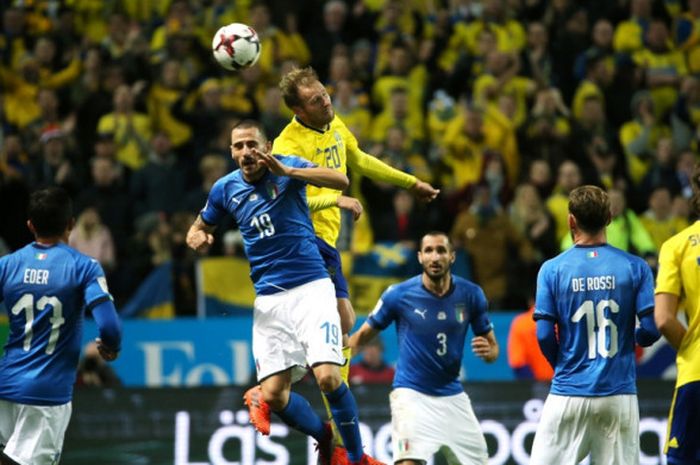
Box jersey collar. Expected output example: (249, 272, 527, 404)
(421, 276, 456, 299)
(294, 115, 329, 134)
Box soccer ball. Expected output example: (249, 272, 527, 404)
(212, 23, 261, 71)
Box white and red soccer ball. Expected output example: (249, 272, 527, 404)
(212, 23, 261, 71)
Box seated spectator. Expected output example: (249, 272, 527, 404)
(349, 337, 395, 385)
(508, 305, 554, 381)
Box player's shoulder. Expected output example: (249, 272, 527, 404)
(601, 243, 648, 269)
(386, 275, 422, 296)
(211, 170, 242, 191)
(452, 274, 484, 294)
(661, 221, 700, 253)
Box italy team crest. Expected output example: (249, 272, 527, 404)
(266, 182, 279, 199)
(455, 304, 466, 323)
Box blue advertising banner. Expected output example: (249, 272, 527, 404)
(81, 314, 517, 387)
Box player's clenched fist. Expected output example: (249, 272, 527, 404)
(186, 229, 214, 252)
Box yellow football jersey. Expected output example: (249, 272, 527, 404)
(272, 116, 417, 247)
(656, 221, 700, 387)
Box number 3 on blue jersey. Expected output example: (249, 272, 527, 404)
(321, 321, 339, 345)
(251, 213, 275, 238)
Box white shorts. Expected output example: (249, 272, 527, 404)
(0, 399, 72, 465)
(252, 278, 344, 382)
(390, 387, 488, 465)
(530, 394, 640, 465)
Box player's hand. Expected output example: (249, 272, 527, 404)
(254, 149, 289, 177)
(472, 336, 497, 362)
(410, 180, 440, 202)
(186, 229, 214, 253)
(337, 195, 363, 221)
(95, 338, 119, 362)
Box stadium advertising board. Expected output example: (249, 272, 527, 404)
(81, 316, 515, 387)
(64, 382, 672, 465)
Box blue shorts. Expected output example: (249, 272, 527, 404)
(315, 237, 349, 299)
(666, 380, 700, 464)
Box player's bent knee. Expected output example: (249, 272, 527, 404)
(313, 365, 342, 393)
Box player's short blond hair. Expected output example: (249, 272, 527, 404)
(279, 67, 320, 109)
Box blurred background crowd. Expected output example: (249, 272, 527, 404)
(1, 0, 698, 314)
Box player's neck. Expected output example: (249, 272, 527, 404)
(572, 230, 607, 246)
(422, 273, 452, 297)
(35, 237, 63, 246)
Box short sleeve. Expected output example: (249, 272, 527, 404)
(635, 259, 655, 315)
(82, 258, 112, 310)
(534, 261, 557, 321)
(656, 239, 682, 297)
(200, 179, 228, 226)
(367, 285, 399, 330)
(469, 286, 493, 336)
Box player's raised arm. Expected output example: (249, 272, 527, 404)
(255, 149, 349, 190)
(186, 214, 217, 253)
(347, 146, 439, 201)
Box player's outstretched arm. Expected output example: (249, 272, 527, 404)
(348, 148, 440, 201)
(255, 149, 349, 190)
(307, 194, 363, 221)
(472, 330, 499, 363)
(186, 215, 216, 253)
(348, 321, 380, 357)
(654, 293, 687, 351)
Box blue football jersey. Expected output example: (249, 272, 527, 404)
(0, 242, 112, 405)
(368, 275, 493, 396)
(200, 155, 328, 295)
(534, 244, 655, 396)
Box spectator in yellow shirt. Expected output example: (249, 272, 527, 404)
(97, 84, 152, 170)
(641, 186, 689, 250)
(613, 0, 652, 55)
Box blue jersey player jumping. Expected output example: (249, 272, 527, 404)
(350, 232, 499, 465)
(0, 187, 122, 465)
(530, 185, 660, 465)
(185, 120, 384, 465)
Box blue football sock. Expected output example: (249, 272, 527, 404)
(324, 383, 363, 462)
(274, 392, 326, 441)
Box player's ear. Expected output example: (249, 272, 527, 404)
(567, 213, 576, 232)
(449, 250, 456, 265)
(417, 250, 423, 265)
(26, 220, 36, 236)
(264, 140, 272, 153)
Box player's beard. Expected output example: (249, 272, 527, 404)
(424, 263, 448, 281)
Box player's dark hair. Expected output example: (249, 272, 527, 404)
(690, 162, 700, 216)
(568, 185, 611, 234)
(420, 231, 453, 251)
(279, 67, 320, 109)
(232, 119, 268, 141)
(28, 187, 73, 237)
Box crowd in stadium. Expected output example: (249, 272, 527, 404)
(1, 0, 698, 312)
